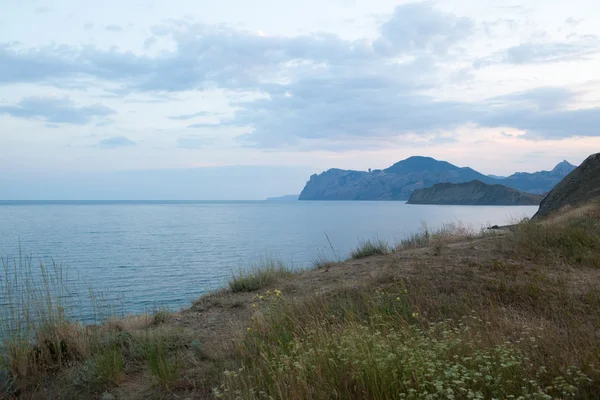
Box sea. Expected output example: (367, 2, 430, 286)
(0, 201, 536, 318)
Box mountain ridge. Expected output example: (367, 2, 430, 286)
(407, 180, 544, 205)
(299, 157, 576, 201)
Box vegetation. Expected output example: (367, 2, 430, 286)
(508, 205, 600, 268)
(1, 203, 599, 399)
(398, 221, 480, 250)
(228, 258, 293, 292)
(350, 238, 391, 259)
(220, 289, 593, 399)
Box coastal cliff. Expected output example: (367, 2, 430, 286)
(407, 180, 545, 205)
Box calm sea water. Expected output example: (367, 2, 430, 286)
(0, 201, 536, 317)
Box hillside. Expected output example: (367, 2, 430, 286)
(407, 180, 544, 205)
(534, 153, 600, 218)
(5, 203, 600, 399)
(299, 156, 575, 201)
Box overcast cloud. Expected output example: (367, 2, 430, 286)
(1, 0, 599, 198)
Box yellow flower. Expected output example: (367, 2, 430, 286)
(411, 312, 420, 318)
(266, 290, 272, 296)
(396, 297, 401, 301)
(247, 327, 252, 332)
(274, 289, 282, 297)
(258, 295, 264, 300)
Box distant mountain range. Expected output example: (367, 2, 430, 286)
(299, 156, 576, 201)
(265, 194, 299, 201)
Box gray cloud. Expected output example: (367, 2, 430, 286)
(487, 87, 575, 110)
(187, 122, 229, 128)
(44, 123, 60, 129)
(105, 24, 123, 32)
(475, 38, 600, 67)
(235, 84, 600, 148)
(96, 119, 115, 127)
(176, 137, 207, 148)
(565, 17, 583, 28)
(375, 2, 474, 55)
(0, 96, 116, 124)
(0, 3, 461, 92)
(95, 136, 136, 148)
(35, 6, 52, 14)
(168, 111, 214, 120)
(0, 2, 597, 147)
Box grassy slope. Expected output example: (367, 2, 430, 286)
(2, 204, 600, 399)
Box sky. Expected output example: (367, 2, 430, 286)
(1, 0, 599, 199)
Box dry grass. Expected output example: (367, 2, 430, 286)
(228, 258, 294, 292)
(350, 238, 391, 259)
(507, 203, 600, 268)
(398, 221, 483, 251)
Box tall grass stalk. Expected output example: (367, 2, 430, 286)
(0, 254, 115, 379)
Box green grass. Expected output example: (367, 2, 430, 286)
(350, 238, 391, 259)
(228, 258, 293, 292)
(94, 347, 125, 385)
(143, 333, 180, 389)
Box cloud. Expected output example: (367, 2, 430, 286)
(105, 24, 123, 32)
(83, 23, 94, 30)
(95, 136, 136, 148)
(374, 2, 474, 55)
(565, 17, 583, 28)
(35, 6, 52, 14)
(168, 111, 214, 120)
(187, 122, 228, 128)
(177, 137, 207, 148)
(475, 38, 600, 66)
(44, 123, 60, 129)
(1, 3, 598, 147)
(0, 3, 456, 92)
(0, 96, 116, 124)
(487, 87, 575, 110)
(96, 119, 115, 127)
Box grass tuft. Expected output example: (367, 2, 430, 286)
(228, 258, 292, 292)
(143, 333, 180, 389)
(509, 206, 600, 267)
(350, 238, 391, 259)
(94, 347, 125, 386)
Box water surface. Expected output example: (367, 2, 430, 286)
(0, 201, 535, 315)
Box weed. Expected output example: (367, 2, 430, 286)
(143, 333, 180, 389)
(228, 258, 292, 292)
(350, 238, 391, 259)
(94, 347, 125, 385)
(152, 308, 170, 325)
